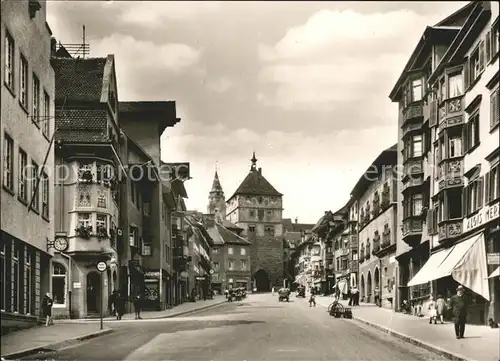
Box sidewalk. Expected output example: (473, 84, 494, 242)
(1, 323, 113, 359)
(314, 296, 499, 361)
(57, 295, 227, 323)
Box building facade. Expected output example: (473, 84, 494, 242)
(353, 145, 398, 309)
(205, 214, 252, 293)
(391, 1, 499, 324)
(282, 218, 314, 289)
(226, 153, 284, 291)
(1, 0, 55, 331)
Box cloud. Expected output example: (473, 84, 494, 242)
(257, 9, 433, 114)
(206, 77, 233, 93)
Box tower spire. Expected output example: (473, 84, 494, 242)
(250, 151, 257, 170)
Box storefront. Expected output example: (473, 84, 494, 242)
(142, 269, 169, 311)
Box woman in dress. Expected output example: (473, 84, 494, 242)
(436, 294, 446, 324)
(428, 295, 437, 324)
(42, 292, 53, 327)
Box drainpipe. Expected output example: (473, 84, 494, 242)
(59, 252, 73, 318)
(379, 258, 383, 308)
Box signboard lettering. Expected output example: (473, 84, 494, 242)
(487, 253, 500, 265)
(463, 202, 499, 233)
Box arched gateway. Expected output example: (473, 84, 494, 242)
(253, 269, 270, 292)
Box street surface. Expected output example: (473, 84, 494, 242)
(18, 293, 447, 361)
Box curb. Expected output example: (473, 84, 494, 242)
(314, 299, 477, 361)
(1, 329, 114, 360)
(160, 300, 227, 318)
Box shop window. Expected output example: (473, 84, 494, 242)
(51, 262, 66, 305)
(25, 248, 32, 314)
(12, 243, 20, 312)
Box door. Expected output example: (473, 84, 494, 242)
(87, 272, 101, 313)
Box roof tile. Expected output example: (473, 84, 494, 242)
(229, 169, 282, 199)
(55, 109, 108, 143)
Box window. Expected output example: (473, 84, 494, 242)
(32, 74, 40, 122)
(465, 177, 483, 215)
(12, 243, 21, 312)
(43, 91, 50, 137)
(241, 260, 247, 271)
(18, 148, 27, 201)
(491, 20, 499, 59)
(4, 31, 14, 89)
(405, 134, 422, 158)
(469, 43, 485, 85)
(3, 134, 14, 190)
(228, 247, 234, 255)
(228, 260, 234, 270)
(264, 226, 274, 236)
(212, 248, 219, 254)
(447, 188, 463, 219)
(248, 225, 256, 233)
(97, 189, 106, 208)
(51, 262, 66, 305)
(412, 79, 422, 102)
(437, 197, 444, 223)
(25, 248, 32, 314)
(212, 273, 219, 281)
(240, 247, 246, 256)
(31, 162, 39, 211)
(20, 55, 28, 107)
(78, 161, 93, 182)
(466, 112, 480, 151)
(249, 210, 255, 217)
(448, 72, 464, 98)
(266, 210, 272, 216)
(213, 262, 220, 270)
(129, 226, 138, 247)
(0, 242, 6, 311)
(96, 214, 107, 232)
(40, 173, 49, 218)
(486, 166, 499, 203)
(78, 213, 91, 227)
(491, 88, 499, 130)
(448, 136, 462, 158)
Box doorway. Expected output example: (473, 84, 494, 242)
(87, 272, 101, 313)
(253, 269, 270, 292)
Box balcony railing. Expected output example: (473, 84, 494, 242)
(401, 217, 423, 247)
(438, 158, 464, 191)
(438, 96, 464, 133)
(438, 219, 463, 243)
(403, 158, 423, 181)
(403, 101, 424, 125)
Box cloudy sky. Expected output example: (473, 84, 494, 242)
(47, 1, 468, 223)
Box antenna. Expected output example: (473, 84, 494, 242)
(60, 25, 90, 58)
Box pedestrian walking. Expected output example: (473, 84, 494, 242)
(114, 291, 125, 320)
(309, 291, 316, 307)
(427, 295, 437, 324)
(133, 294, 142, 320)
(351, 287, 360, 306)
(271, 286, 275, 295)
(42, 292, 53, 327)
(436, 294, 446, 324)
(347, 288, 353, 306)
(449, 285, 468, 339)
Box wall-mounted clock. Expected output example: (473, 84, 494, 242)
(54, 236, 69, 252)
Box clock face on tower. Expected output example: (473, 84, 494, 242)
(54, 237, 69, 252)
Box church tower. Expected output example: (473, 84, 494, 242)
(207, 170, 226, 222)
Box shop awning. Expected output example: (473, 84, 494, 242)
(487, 267, 500, 279)
(294, 274, 307, 286)
(336, 279, 348, 294)
(407, 233, 489, 301)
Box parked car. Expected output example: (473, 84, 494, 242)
(296, 286, 306, 298)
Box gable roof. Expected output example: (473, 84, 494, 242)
(52, 57, 108, 103)
(228, 168, 282, 200)
(207, 222, 251, 246)
(55, 108, 108, 143)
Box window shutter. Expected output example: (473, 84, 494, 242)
(463, 58, 470, 91)
(479, 41, 485, 71)
(492, 89, 499, 129)
(484, 171, 491, 204)
(462, 187, 468, 217)
(430, 100, 437, 127)
(426, 208, 433, 232)
(462, 124, 469, 153)
(477, 176, 484, 209)
(485, 31, 491, 63)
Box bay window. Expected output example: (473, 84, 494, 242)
(412, 194, 423, 216)
(77, 213, 91, 227)
(404, 134, 423, 160)
(448, 72, 463, 98)
(447, 188, 463, 220)
(439, 77, 446, 102)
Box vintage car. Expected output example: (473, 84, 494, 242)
(296, 286, 306, 297)
(278, 288, 290, 302)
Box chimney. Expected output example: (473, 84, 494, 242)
(50, 37, 57, 57)
(295, 217, 298, 224)
(258, 167, 262, 174)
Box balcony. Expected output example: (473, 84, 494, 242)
(438, 96, 465, 134)
(402, 121, 423, 138)
(402, 158, 424, 181)
(401, 217, 423, 247)
(438, 219, 463, 243)
(437, 158, 464, 192)
(402, 101, 424, 126)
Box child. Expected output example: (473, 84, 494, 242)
(428, 295, 437, 324)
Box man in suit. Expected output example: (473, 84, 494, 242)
(449, 285, 468, 339)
